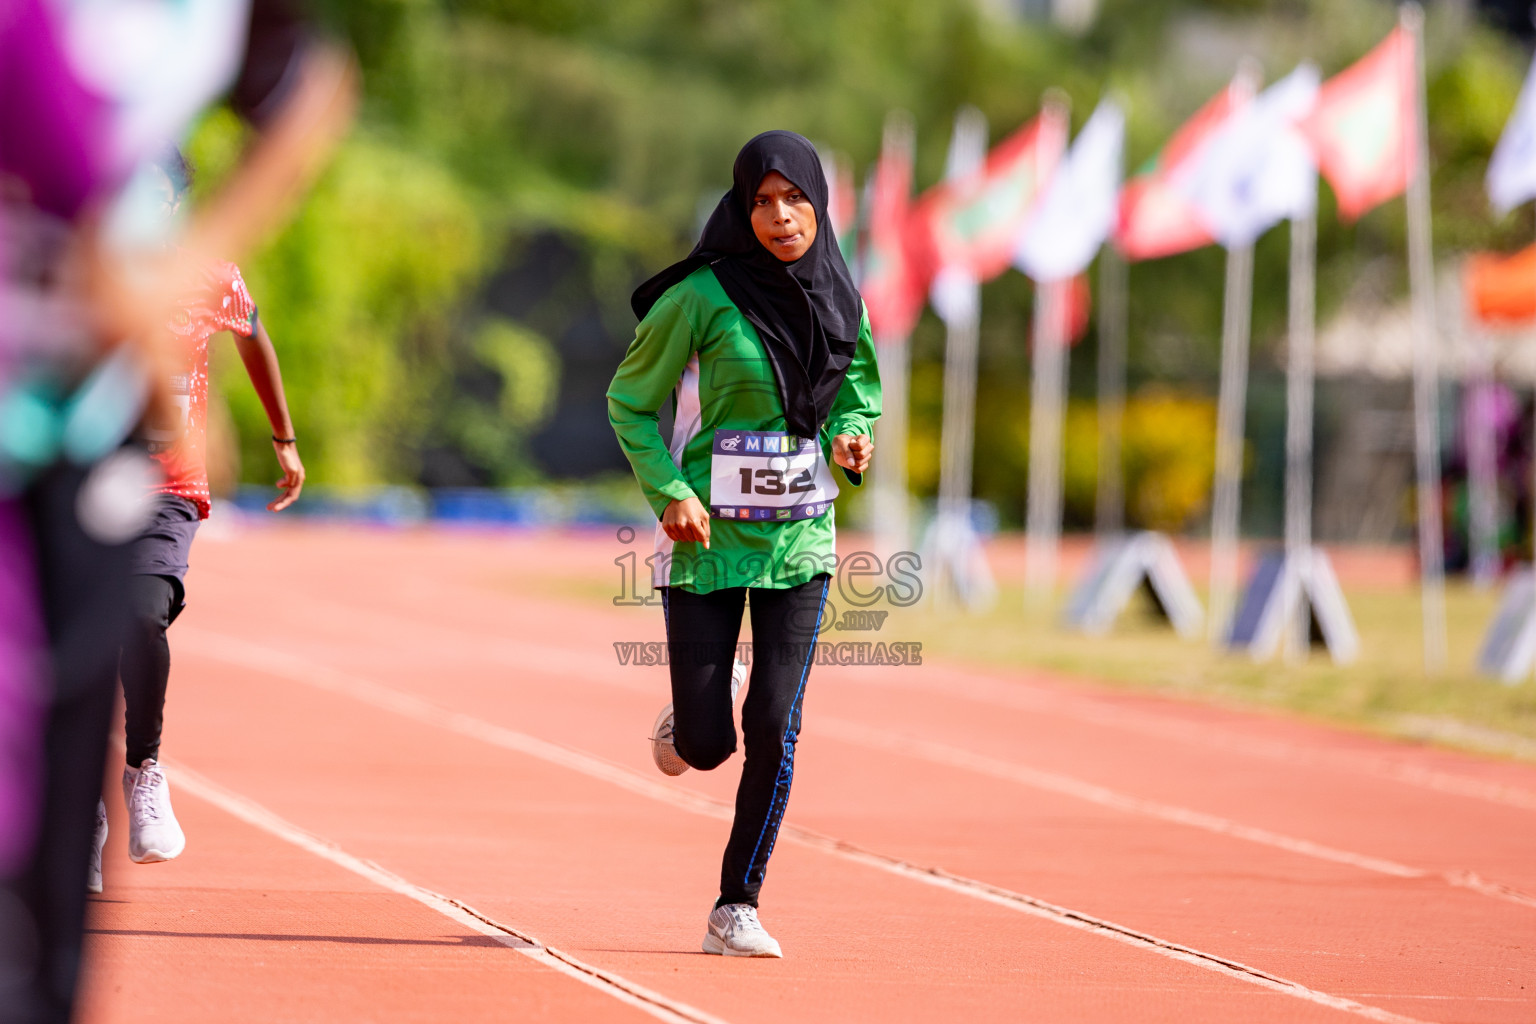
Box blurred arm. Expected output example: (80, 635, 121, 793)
(88, 41, 358, 349)
(232, 314, 304, 511)
(232, 315, 295, 442)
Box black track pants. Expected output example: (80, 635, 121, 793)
(120, 575, 180, 769)
(662, 575, 829, 909)
(4, 465, 132, 1024)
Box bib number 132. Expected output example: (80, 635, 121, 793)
(738, 466, 816, 496)
(709, 429, 838, 522)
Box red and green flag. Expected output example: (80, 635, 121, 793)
(861, 126, 925, 339)
(911, 108, 1069, 284)
(1115, 79, 1248, 261)
(1296, 26, 1416, 222)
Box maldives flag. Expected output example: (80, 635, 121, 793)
(1116, 78, 1249, 261)
(861, 121, 925, 339)
(1297, 27, 1417, 222)
(911, 107, 1068, 284)
(819, 148, 859, 265)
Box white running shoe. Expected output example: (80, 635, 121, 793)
(730, 658, 749, 705)
(122, 760, 186, 864)
(87, 799, 107, 893)
(650, 703, 689, 776)
(702, 903, 782, 958)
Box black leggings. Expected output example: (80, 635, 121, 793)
(120, 575, 182, 769)
(4, 464, 133, 1024)
(663, 575, 829, 909)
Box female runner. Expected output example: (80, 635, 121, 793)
(608, 130, 880, 958)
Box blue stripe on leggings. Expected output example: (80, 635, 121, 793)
(742, 576, 828, 889)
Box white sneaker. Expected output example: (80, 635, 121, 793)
(650, 704, 689, 776)
(87, 799, 107, 893)
(730, 658, 748, 704)
(122, 760, 186, 863)
(702, 903, 782, 958)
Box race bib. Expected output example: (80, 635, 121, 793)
(138, 372, 191, 453)
(709, 429, 838, 522)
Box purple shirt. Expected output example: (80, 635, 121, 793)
(0, 0, 111, 219)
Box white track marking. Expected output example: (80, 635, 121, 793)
(278, 568, 1536, 815)
(830, 664, 1536, 814)
(816, 717, 1536, 910)
(178, 629, 1442, 1024)
(160, 757, 731, 1024)
(276, 587, 1536, 814)
(183, 616, 1536, 911)
(786, 833, 1434, 1024)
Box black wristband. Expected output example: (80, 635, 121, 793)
(272, 435, 297, 445)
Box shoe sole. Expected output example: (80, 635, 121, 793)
(650, 704, 690, 777)
(86, 879, 103, 894)
(701, 932, 782, 958)
(129, 839, 185, 864)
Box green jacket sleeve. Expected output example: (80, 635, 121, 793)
(826, 305, 882, 443)
(608, 293, 701, 519)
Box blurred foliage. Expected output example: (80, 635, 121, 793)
(195, 123, 485, 486)
(912, 374, 1216, 532)
(421, 318, 561, 486)
(194, 0, 1534, 526)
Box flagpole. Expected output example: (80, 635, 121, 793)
(1208, 240, 1255, 644)
(1096, 247, 1128, 540)
(932, 106, 991, 610)
(1024, 277, 1070, 604)
(1403, 2, 1448, 672)
(1466, 328, 1499, 588)
(1022, 91, 1075, 609)
(874, 332, 911, 556)
(871, 113, 917, 560)
(1205, 63, 1262, 646)
(1284, 200, 1317, 660)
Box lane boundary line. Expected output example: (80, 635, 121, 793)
(271, 572, 1536, 814)
(184, 621, 1536, 912)
(816, 717, 1536, 910)
(831, 667, 1536, 814)
(179, 629, 1437, 1024)
(161, 756, 732, 1024)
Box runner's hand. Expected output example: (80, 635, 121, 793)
(662, 496, 711, 548)
(832, 434, 874, 474)
(269, 441, 306, 512)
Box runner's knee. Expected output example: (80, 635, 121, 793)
(126, 575, 178, 631)
(675, 728, 735, 770)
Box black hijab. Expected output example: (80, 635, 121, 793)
(632, 130, 862, 439)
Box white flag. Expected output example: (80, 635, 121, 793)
(1488, 54, 1536, 215)
(1015, 100, 1124, 283)
(1180, 66, 1320, 249)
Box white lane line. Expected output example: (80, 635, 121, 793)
(276, 572, 1536, 815)
(829, 665, 1536, 815)
(199, 612, 1536, 913)
(178, 628, 1438, 1024)
(789, 833, 1434, 1024)
(160, 757, 731, 1024)
(816, 717, 1536, 910)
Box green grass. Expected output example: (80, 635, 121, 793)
(877, 581, 1536, 762)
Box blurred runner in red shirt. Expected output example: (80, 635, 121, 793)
(92, 148, 306, 886)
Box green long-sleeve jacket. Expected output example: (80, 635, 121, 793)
(607, 265, 881, 593)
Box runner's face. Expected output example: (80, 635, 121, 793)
(750, 172, 817, 262)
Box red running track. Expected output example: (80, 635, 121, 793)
(79, 524, 1536, 1024)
